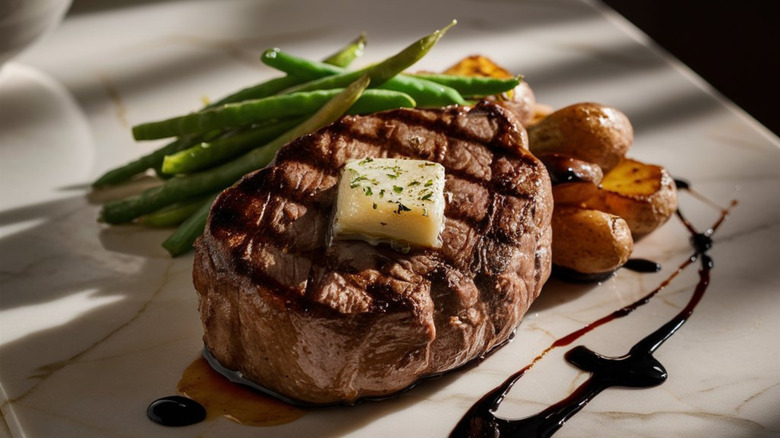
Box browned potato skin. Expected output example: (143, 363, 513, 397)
(527, 102, 633, 173)
(583, 158, 678, 235)
(552, 206, 634, 275)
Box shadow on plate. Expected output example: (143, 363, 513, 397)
(530, 276, 599, 312)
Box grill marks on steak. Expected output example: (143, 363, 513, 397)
(213, 104, 538, 298)
(194, 101, 552, 404)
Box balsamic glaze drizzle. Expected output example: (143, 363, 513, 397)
(623, 258, 661, 273)
(147, 395, 206, 427)
(450, 182, 736, 438)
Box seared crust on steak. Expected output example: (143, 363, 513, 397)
(193, 100, 553, 405)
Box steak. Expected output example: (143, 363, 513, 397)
(193, 100, 553, 406)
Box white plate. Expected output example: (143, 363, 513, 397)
(2, 0, 779, 437)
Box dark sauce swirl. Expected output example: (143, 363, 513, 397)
(451, 181, 736, 438)
(623, 258, 662, 273)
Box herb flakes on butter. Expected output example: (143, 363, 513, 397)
(331, 157, 446, 249)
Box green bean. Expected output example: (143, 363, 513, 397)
(138, 194, 213, 227)
(230, 32, 367, 103)
(132, 88, 414, 141)
(195, 33, 369, 108)
(280, 20, 457, 94)
(92, 82, 297, 187)
(370, 19, 456, 85)
(207, 75, 299, 108)
(262, 48, 344, 80)
(346, 89, 415, 113)
(151, 129, 227, 179)
(381, 75, 465, 107)
(93, 36, 368, 188)
(104, 26, 450, 175)
(275, 66, 361, 95)
(96, 61, 335, 186)
(260, 36, 365, 78)
(409, 73, 520, 97)
(100, 75, 372, 225)
(161, 117, 304, 175)
(99, 164, 230, 224)
(161, 193, 219, 256)
(92, 137, 187, 187)
(263, 48, 465, 107)
(94, 132, 228, 187)
(96, 77, 335, 187)
(322, 33, 366, 68)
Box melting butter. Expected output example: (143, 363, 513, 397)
(331, 157, 446, 249)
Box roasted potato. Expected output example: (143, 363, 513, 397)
(536, 153, 604, 185)
(443, 59, 673, 277)
(551, 206, 634, 277)
(443, 55, 537, 126)
(496, 81, 536, 127)
(527, 102, 633, 173)
(536, 153, 604, 205)
(583, 158, 677, 235)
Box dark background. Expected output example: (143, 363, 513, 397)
(599, 0, 778, 137)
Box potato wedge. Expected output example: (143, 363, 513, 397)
(552, 206, 634, 277)
(583, 158, 677, 235)
(527, 102, 633, 173)
(444, 54, 513, 78)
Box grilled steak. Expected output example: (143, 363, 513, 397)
(193, 100, 553, 405)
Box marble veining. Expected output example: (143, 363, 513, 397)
(2, 0, 779, 437)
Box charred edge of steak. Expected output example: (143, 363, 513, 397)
(202, 326, 518, 408)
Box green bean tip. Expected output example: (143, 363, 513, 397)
(262, 48, 281, 60)
(442, 19, 458, 32)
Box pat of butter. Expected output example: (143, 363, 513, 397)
(332, 158, 446, 249)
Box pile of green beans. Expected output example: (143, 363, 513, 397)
(92, 20, 521, 257)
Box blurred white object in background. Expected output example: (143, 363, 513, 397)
(0, 0, 72, 67)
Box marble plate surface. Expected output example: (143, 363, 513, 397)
(1, 0, 779, 437)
